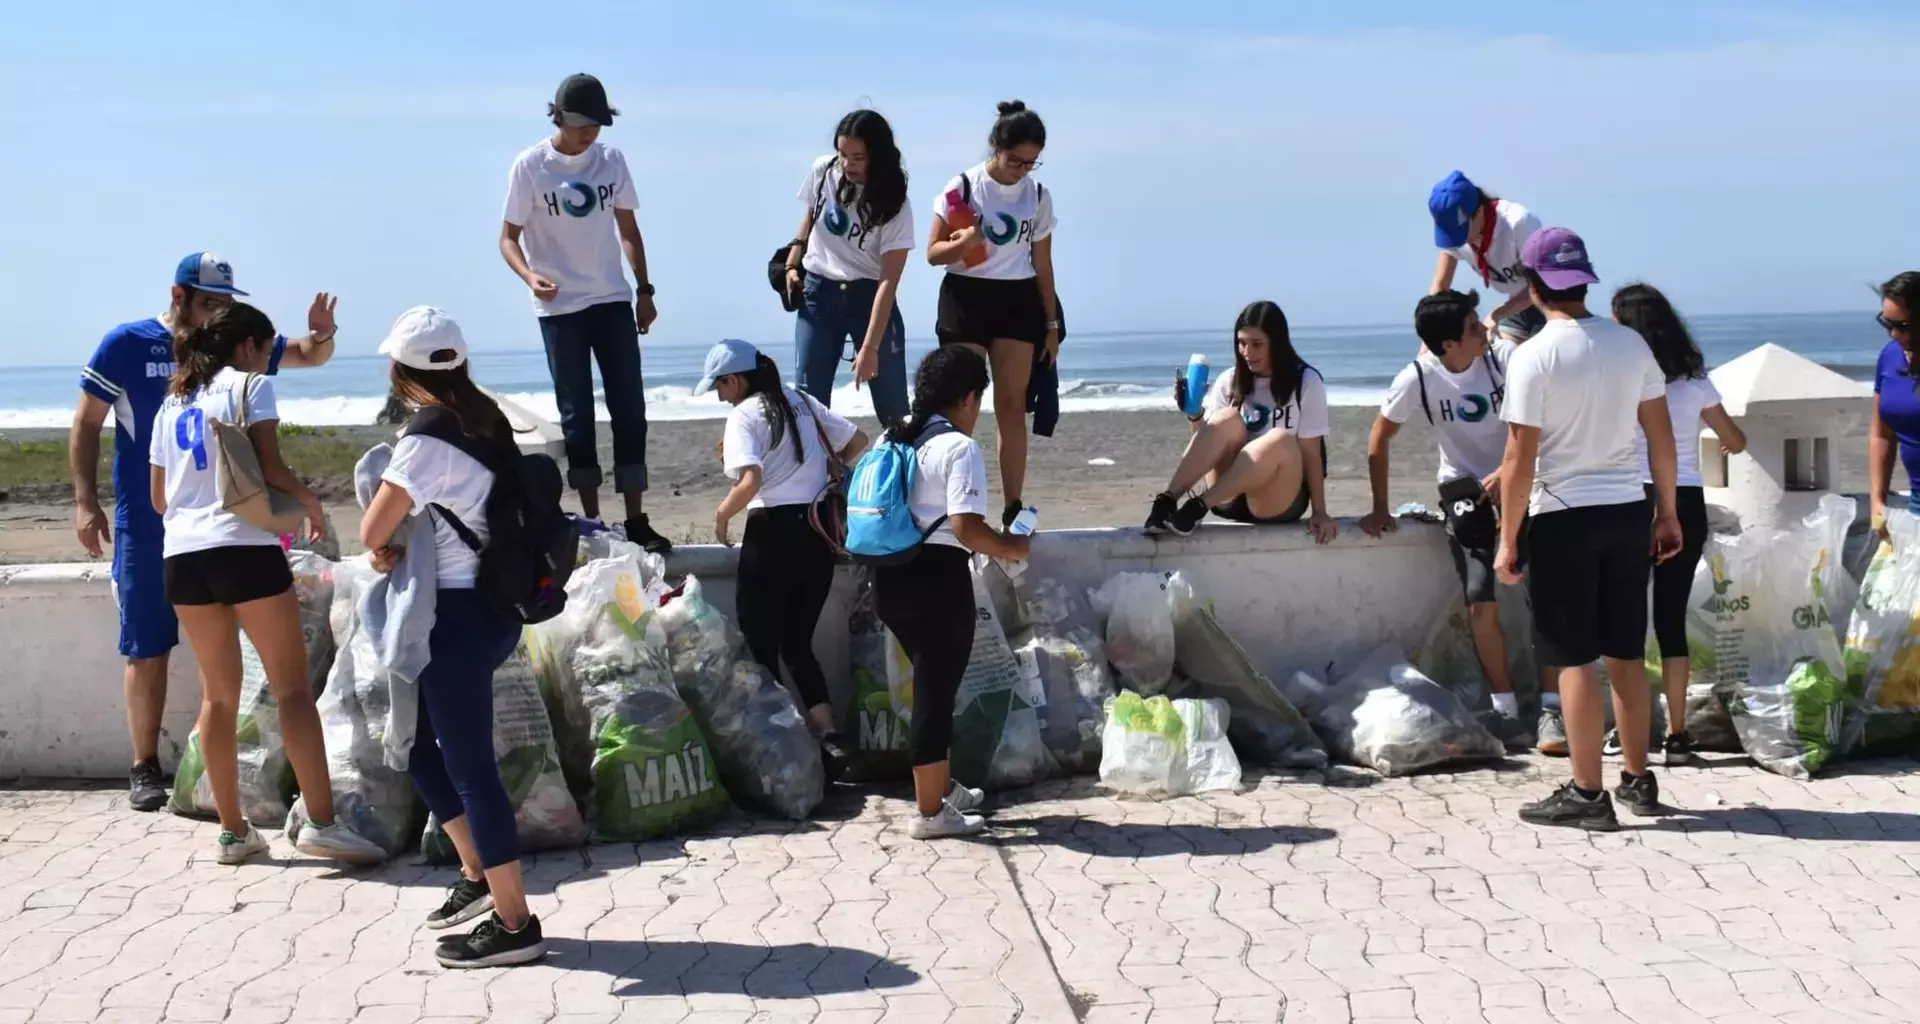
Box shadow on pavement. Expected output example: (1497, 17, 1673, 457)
(993, 814, 1336, 857)
(1639, 805, 1920, 841)
(541, 937, 919, 998)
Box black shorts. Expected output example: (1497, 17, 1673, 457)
(1212, 487, 1309, 525)
(164, 545, 294, 607)
(1498, 305, 1547, 341)
(936, 273, 1046, 349)
(1523, 500, 1652, 668)
(1447, 506, 1526, 605)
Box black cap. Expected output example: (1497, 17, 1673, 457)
(552, 73, 616, 127)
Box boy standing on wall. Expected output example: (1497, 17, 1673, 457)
(1494, 228, 1682, 830)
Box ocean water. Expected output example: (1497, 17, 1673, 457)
(0, 312, 1888, 429)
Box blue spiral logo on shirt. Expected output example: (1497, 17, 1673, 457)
(174, 407, 207, 471)
(823, 203, 852, 237)
(1458, 394, 1491, 422)
(985, 212, 1019, 245)
(560, 181, 597, 217)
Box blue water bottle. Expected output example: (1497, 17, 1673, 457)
(1181, 354, 1211, 417)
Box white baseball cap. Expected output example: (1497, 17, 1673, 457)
(378, 306, 469, 371)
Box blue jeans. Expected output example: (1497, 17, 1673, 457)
(405, 589, 524, 870)
(539, 300, 647, 493)
(795, 272, 908, 424)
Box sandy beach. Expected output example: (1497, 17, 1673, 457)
(0, 407, 1873, 564)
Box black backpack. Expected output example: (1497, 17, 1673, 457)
(402, 407, 578, 624)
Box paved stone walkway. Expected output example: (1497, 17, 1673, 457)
(4, 755, 1920, 1024)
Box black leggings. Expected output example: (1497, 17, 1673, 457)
(735, 505, 837, 709)
(1649, 485, 1710, 660)
(874, 543, 974, 766)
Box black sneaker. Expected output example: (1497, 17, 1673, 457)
(436, 913, 546, 969)
(1615, 770, 1663, 817)
(425, 876, 494, 931)
(1477, 710, 1536, 753)
(129, 758, 167, 812)
(1144, 493, 1180, 533)
(1166, 497, 1209, 537)
(622, 515, 673, 555)
(819, 732, 851, 785)
(1662, 731, 1696, 767)
(1518, 782, 1620, 832)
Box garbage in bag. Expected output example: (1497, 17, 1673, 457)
(1641, 548, 1741, 752)
(657, 576, 824, 820)
(1410, 583, 1543, 715)
(843, 569, 914, 780)
(1839, 510, 1920, 755)
(1811, 494, 1861, 644)
(1166, 582, 1326, 769)
(1713, 523, 1847, 778)
(171, 552, 338, 827)
(1005, 542, 1114, 775)
(1090, 571, 1186, 696)
(948, 560, 1051, 792)
(1096, 692, 1241, 796)
(528, 550, 672, 803)
(573, 601, 731, 841)
(422, 639, 586, 863)
(1307, 647, 1506, 777)
(287, 556, 420, 859)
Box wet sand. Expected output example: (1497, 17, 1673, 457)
(0, 407, 1871, 563)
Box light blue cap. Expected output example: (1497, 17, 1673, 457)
(695, 339, 760, 394)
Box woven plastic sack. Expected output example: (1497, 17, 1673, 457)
(1839, 510, 1920, 755)
(422, 639, 586, 863)
(843, 569, 914, 780)
(658, 576, 824, 820)
(1091, 572, 1187, 696)
(1167, 582, 1326, 769)
(1310, 647, 1505, 777)
(948, 560, 1050, 792)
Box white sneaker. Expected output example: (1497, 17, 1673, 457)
(217, 826, 270, 866)
(908, 802, 986, 840)
(946, 781, 985, 812)
(295, 821, 388, 865)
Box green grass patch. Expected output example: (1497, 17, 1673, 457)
(0, 439, 70, 489)
(0, 433, 365, 499)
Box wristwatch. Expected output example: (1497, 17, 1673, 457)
(635, 282, 656, 297)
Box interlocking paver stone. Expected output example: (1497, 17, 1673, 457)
(6, 755, 1920, 1021)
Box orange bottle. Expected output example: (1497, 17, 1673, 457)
(943, 186, 988, 268)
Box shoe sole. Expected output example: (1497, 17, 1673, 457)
(294, 839, 388, 867)
(129, 795, 167, 813)
(909, 827, 988, 840)
(436, 940, 546, 969)
(1622, 802, 1665, 818)
(1518, 813, 1620, 833)
(1536, 740, 1568, 757)
(426, 894, 495, 931)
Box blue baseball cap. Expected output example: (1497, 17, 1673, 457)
(694, 339, 760, 394)
(1428, 171, 1480, 249)
(174, 251, 248, 296)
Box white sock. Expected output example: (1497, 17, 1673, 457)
(1491, 692, 1520, 717)
(1541, 692, 1562, 709)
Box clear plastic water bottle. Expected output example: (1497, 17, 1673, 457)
(1009, 506, 1039, 536)
(1182, 354, 1210, 417)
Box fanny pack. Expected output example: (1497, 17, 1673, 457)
(1438, 474, 1498, 551)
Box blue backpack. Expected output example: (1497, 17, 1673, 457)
(845, 421, 957, 565)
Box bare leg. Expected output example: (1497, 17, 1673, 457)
(987, 339, 1035, 506)
(1559, 663, 1605, 791)
(175, 604, 247, 835)
(125, 654, 170, 763)
(1469, 602, 1514, 694)
(578, 488, 601, 521)
(1201, 430, 1301, 511)
(435, 815, 531, 927)
(621, 490, 645, 520)
(1661, 656, 1688, 737)
(807, 704, 837, 736)
(1165, 409, 1249, 497)
(234, 590, 336, 825)
(912, 761, 950, 818)
(1604, 657, 1653, 777)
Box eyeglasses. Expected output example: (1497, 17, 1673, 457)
(1880, 313, 1913, 334)
(1001, 155, 1043, 171)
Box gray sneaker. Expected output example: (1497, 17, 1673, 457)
(946, 781, 985, 813)
(1536, 706, 1568, 756)
(217, 826, 271, 866)
(295, 821, 388, 865)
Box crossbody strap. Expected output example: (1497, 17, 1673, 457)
(427, 502, 484, 553)
(1413, 362, 1434, 426)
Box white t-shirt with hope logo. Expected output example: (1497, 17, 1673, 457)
(1380, 339, 1516, 483)
(1636, 376, 1723, 487)
(148, 368, 285, 558)
(723, 388, 862, 509)
(1201, 368, 1330, 442)
(798, 156, 916, 282)
(502, 139, 639, 317)
(1447, 200, 1542, 298)
(932, 164, 1055, 281)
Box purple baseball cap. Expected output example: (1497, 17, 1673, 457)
(1520, 227, 1599, 289)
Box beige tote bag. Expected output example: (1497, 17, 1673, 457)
(210, 374, 307, 535)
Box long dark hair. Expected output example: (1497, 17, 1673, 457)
(1883, 271, 1920, 315)
(989, 100, 1046, 151)
(1613, 283, 1705, 383)
(887, 347, 989, 444)
(737, 354, 804, 463)
(391, 361, 512, 446)
(170, 302, 274, 398)
(835, 109, 907, 229)
(1229, 300, 1313, 409)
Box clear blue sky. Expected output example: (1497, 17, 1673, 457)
(2, 0, 1914, 366)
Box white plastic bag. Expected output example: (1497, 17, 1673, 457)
(1839, 509, 1920, 755)
(1091, 572, 1187, 696)
(1171, 697, 1242, 794)
(1313, 647, 1505, 777)
(1097, 692, 1240, 796)
(949, 561, 1051, 792)
(1716, 523, 1847, 779)
(1006, 543, 1115, 775)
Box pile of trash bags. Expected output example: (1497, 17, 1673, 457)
(1284, 647, 1505, 777)
(1098, 692, 1241, 796)
(1840, 508, 1920, 755)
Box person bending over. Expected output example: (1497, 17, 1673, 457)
(1144, 301, 1337, 543)
(1429, 171, 1546, 343)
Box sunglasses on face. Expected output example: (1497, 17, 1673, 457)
(1880, 313, 1912, 334)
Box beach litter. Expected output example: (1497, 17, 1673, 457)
(1839, 508, 1920, 755)
(1166, 579, 1326, 769)
(1087, 457, 1115, 466)
(1293, 647, 1505, 777)
(1091, 571, 1187, 696)
(843, 569, 914, 780)
(1097, 691, 1241, 796)
(1003, 542, 1114, 774)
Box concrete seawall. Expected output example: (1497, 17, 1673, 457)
(0, 519, 1462, 780)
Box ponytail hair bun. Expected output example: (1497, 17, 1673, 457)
(989, 100, 1046, 152)
(996, 100, 1027, 117)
